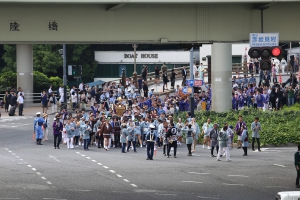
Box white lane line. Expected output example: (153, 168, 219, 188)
(197, 196, 220, 199)
(123, 179, 130, 182)
(19, 159, 23, 161)
(27, 165, 32, 167)
(97, 163, 102, 166)
(131, 184, 138, 187)
(68, 189, 91, 192)
(11, 153, 16, 155)
(46, 181, 52, 185)
(269, 177, 291, 179)
(189, 172, 210, 175)
(223, 183, 244, 186)
(5, 148, 9, 150)
(41, 177, 46, 180)
(92, 160, 97, 162)
(36, 172, 41, 175)
(117, 174, 122, 178)
(266, 186, 289, 188)
(32, 168, 37, 171)
(49, 155, 61, 162)
(182, 181, 203, 184)
(155, 193, 176, 196)
(15, 156, 19, 158)
(81, 155, 86, 156)
(273, 164, 286, 168)
(109, 170, 116, 173)
(103, 166, 109, 169)
(86, 157, 91, 159)
(76, 152, 80, 154)
(8, 151, 12, 153)
(228, 175, 249, 178)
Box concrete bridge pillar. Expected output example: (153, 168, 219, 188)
(17, 44, 33, 103)
(211, 43, 232, 112)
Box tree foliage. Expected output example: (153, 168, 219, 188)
(49, 76, 63, 90)
(1, 45, 16, 72)
(33, 71, 51, 92)
(0, 71, 17, 91)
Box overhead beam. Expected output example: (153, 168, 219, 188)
(107, 3, 126, 11)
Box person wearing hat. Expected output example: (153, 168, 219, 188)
(52, 117, 63, 149)
(33, 112, 45, 145)
(217, 124, 230, 161)
(241, 125, 249, 156)
(166, 123, 178, 158)
(146, 124, 158, 160)
(99, 117, 113, 151)
(185, 124, 195, 156)
(191, 118, 200, 153)
(126, 123, 136, 153)
(148, 88, 155, 98)
(133, 89, 140, 99)
(42, 113, 50, 141)
(209, 123, 219, 157)
(234, 115, 247, 149)
(120, 123, 129, 153)
(65, 119, 74, 149)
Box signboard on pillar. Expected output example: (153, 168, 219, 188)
(249, 33, 279, 47)
(194, 80, 203, 87)
(185, 80, 194, 87)
(68, 65, 72, 76)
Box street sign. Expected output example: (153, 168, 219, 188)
(68, 65, 72, 76)
(194, 80, 203, 87)
(214, 78, 222, 82)
(182, 86, 193, 95)
(249, 33, 279, 47)
(185, 79, 194, 87)
(74, 76, 81, 79)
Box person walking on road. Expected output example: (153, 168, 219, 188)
(53, 117, 63, 149)
(146, 124, 157, 160)
(209, 123, 219, 157)
(185, 124, 195, 156)
(41, 91, 48, 114)
(235, 115, 246, 149)
(34, 112, 45, 145)
(251, 117, 262, 152)
(241, 125, 249, 156)
(202, 118, 213, 149)
(294, 145, 300, 188)
(17, 93, 24, 116)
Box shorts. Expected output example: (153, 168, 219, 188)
(103, 133, 111, 139)
(238, 136, 242, 140)
(42, 104, 48, 109)
(155, 75, 160, 79)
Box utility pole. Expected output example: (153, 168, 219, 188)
(189, 47, 194, 117)
(132, 44, 138, 87)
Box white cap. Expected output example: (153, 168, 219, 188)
(151, 88, 154, 90)
(36, 112, 41, 115)
(149, 124, 155, 128)
(128, 88, 131, 91)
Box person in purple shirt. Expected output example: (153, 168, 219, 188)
(53, 117, 63, 149)
(235, 116, 246, 149)
(256, 90, 264, 110)
(91, 102, 100, 116)
(237, 94, 245, 110)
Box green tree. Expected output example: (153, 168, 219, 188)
(0, 71, 17, 91)
(49, 76, 63, 90)
(1, 45, 16, 72)
(33, 44, 62, 74)
(33, 71, 50, 92)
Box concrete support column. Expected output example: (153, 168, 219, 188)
(17, 44, 33, 103)
(211, 43, 232, 112)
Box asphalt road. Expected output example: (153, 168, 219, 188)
(0, 116, 298, 200)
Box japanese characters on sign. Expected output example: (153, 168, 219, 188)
(10, 21, 20, 31)
(249, 33, 279, 47)
(9, 21, 59, 31)
(48, 21, 58, 31)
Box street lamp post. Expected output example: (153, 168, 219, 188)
(132, 44, 138, 87)
(59, 44, 67, 109)
(189, 47, 195, 117)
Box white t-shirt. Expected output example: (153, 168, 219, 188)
(79, 83, 84, 91)
(17, 96, 24, 104)
(71, 94, 77, 103)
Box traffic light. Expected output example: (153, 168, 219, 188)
(72, 65, 76, 75)
(248, 46, 282, 70)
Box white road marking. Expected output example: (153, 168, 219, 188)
(86, 157, 91, 159)
(36, 172, 41, 175)
(131, 184, 138, 187)
(109, 170, 116, 173)
(15, 156, 19, 158)
(269, 177, 291, 179)
(117, 174, 122, 178)
(11, 126, 17, 128)
(68, 189, 91, 192)
(49, 155, 61, 162)
(123, 179, 130, 182)
(92, 160, 96, 162)
(19, 159, 23, 161)
(46, 181, 52, 185)
(5, 148, 9, 150)
(8, 151, 12, 153)
(189, 172, 210, 175)
(97, 163, 102, 165)
(155, 193, 176, 196)
(32, 168, 37, 171)
(41, 177, 46, 180)
(103, 166, 109, 169)
(27, 165, 32, 167)
(76, 152, 80, 154)
(266, 186, 289, 188)
(273, 164, 286, 168)
(81, 155, 86, 156)
(11, 153, 16, 155)
(197, 196, 220, 199)
(228, 175, 249, 178)
(182, 181, 203, 184)
(223, 183, 244, 186)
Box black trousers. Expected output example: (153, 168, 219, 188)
(211, 146, 219, 156)
(74, 136, 79, 145)
(252, 137, 260, 150)
(243, 147, 248, 155)
(114, 134, 121, 147)
(187, 144, 192, 154)
(182, 76, 186, 86)
(98, 135, 103, 147)
(296, 169, 300, 185)
(163, 144, 167, 154)
(54, 134, 62, 148)
(167, 142, 177, 156)
(147, 141, 154, 159)
(19, 104, 23, 115)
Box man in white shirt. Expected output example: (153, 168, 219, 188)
(59, 85, 63, 97)
(17, 93, 24, 116)
(193, 63, 197, 79)
(48, 85, 52, 94)
(79, 82, 84, 91)
(281, 58, 287, 74)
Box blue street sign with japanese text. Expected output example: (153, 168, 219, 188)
(185, 79, 194, 87)
(249, 33, 279, 47)
(182, 86, 188, 94)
